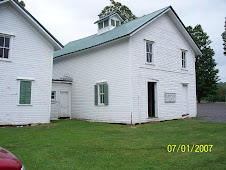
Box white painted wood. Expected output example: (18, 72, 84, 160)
(130, 13, 197, 123)
(182, 84, 188, 115)
(51, 82, 72, 120)
(0, 2, 56, 125)
(53, 38, 131, 124)
(53, 11, 197, 124)
(59, 91, 70, 117)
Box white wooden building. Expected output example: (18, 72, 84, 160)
(52, 6, 201, 124)
(0, 0, 62, 125)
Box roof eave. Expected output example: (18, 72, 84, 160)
(94, 12, 124, 24)
(8, 0, 63, 50)
(167, 7, 202, 56)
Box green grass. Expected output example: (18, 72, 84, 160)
(0, 119, 225, 169)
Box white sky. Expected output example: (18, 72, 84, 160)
(24, 0, 226, 82)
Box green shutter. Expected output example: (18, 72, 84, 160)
(94, 85, 98, 106)
(104, 83, 108, 105)
(19, 81, 31, 104)
(19, 81, 26, 104)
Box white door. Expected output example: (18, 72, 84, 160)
(60, 91, 69, 117)
(182, 85, 188, 114)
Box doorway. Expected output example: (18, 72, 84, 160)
(59, 91, 70, 118)
(182, 84, 188, 115)
(148, 82, 156, 117)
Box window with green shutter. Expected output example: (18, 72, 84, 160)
(19, 81, 32, 104)
(94, 83, 108, 106)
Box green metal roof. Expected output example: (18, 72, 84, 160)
(54, 6, 170, 58)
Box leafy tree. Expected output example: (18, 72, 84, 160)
(222, 18, 226, 56)
(98, 0, 137, 23)
(187, 25, 219, 103)
(16, 0, 25, 7)
(204, 82, 226, 102)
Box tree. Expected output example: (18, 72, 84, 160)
(222, 18, 226, 56)
(17, 0, 25, 7)
(98, 0, 137, 23)
(187, 25, 219, 103)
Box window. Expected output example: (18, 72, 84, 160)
(0, 36, 10, 59)
(146, 41, 153, 63)
(99, 84, 104, 104)
(94, 83, 108, 105)
(116, 21, 120, 26)
(182, 50, 186, 68)
(111, 19, 115, 26)
(51, 91, 56, 101)
(98, 22, 103, 29)
(19, 81, 32, 104)
(104, 20, 109, 27)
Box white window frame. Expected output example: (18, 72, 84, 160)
(181, 50, 187, 69)
(98, 22, 104, 29)
(17, 79, 33, 106)
(0, 34, 12, 61)
(116, 20, 120, 26)
(98, 83, 105, 105)
(111, 19, 115, 26)
(145, 40, 154, 64)
(104, 20, 109, 27)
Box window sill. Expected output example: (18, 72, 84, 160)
(0, 58, 12, 62)
(17, 104, 32, 106)
(98, 103, 105, 106)
(181, 68, 188, 71)
(145, 62, 155, 66)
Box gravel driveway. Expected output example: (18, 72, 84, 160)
(195, 103, 226, 123)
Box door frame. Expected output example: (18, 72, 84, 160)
(181, 83, 189, 115)
(51, 81, 72, 120)
(146, 80, 158, 118)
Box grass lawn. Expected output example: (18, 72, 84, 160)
(0, 119, 225, 169)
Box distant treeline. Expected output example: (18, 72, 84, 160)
(203, 82, 226, 102)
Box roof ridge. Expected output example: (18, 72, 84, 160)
(65, 34, 97, 46)
(54, 6, 171, 58)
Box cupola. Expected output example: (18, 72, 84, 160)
(94, 12, 124, 35)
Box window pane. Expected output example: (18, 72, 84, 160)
(99, 85, 102, 93)
(149, 54, 152, 62)
(51, 91, 56, 99)
(146, 43, 149, 52)
(4, 49, 9, 58)
(149, 43, 152, 53)
(98, 22, 103, 29)
(0, 48, 3, 58)
(5, 38, 10, 48)
(0, 37, 4, 47)
(116, 21, 120, 26)
(104, 20, 109, 27)
(111, 19, 115, 26)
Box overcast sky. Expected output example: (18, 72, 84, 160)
(24, 0, 226, 82)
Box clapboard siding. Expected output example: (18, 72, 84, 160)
(53, 38, 131, 124)
(0, 4, 54, 125)
(130, 13, 196, 123)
